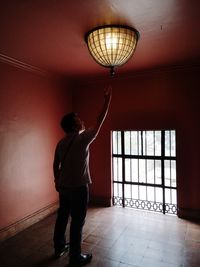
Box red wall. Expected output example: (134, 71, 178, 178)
(0, 62, 72, 229)
(73, 67, 200, 218)
(1, 63, 199, 230)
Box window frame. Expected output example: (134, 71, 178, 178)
(112, 130, 177, 215)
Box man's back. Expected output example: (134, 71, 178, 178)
(54, 129, 96, 188)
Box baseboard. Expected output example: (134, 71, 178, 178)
(89, 196, 112, 207)
(0, 202, 58, 242)
(177, 207, 200, 221)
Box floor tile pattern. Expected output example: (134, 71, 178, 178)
(0, 207, 200, 267)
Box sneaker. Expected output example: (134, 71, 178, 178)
(69, 253, 92, 266)
(55, 243, 70, 258)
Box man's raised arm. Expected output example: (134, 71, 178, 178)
(92, 85, 112, 136)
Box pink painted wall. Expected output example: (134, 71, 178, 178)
(73, 67, 200, 217)
(1, 62, 199, 229)
(0, 62, 72, 229)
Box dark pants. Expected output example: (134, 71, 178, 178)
(53, 185, 89, 257)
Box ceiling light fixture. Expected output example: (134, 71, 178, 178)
(85, 25, 140, 76)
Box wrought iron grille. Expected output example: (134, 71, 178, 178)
(112, 130, 177, 215)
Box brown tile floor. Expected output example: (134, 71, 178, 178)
(0, 206, 200, 267)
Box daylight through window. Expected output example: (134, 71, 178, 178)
(112, 130, 177, 215)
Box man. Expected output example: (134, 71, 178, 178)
(53, 86, 112, 266)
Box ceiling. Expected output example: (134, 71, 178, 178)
(0, 0, 200, 78)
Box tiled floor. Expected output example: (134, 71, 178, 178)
(0, 206, 200, 267)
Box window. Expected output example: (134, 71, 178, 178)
(112, 130, 177, 215)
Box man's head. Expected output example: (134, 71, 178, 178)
(60, 113, 84, 134)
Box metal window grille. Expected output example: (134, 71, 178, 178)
(112, 130, 177, 215)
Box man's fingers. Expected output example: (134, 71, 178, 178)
(104, 85, 112, 96)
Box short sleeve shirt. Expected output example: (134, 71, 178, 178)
(54, 129, 96, 188)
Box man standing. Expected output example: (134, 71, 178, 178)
(53, 86, 112, 266)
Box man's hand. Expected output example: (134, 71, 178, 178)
(92, 85, 112, 136)
(104, 85, 112, 101)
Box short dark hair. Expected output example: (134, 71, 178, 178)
(60, 113, 76, 133)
